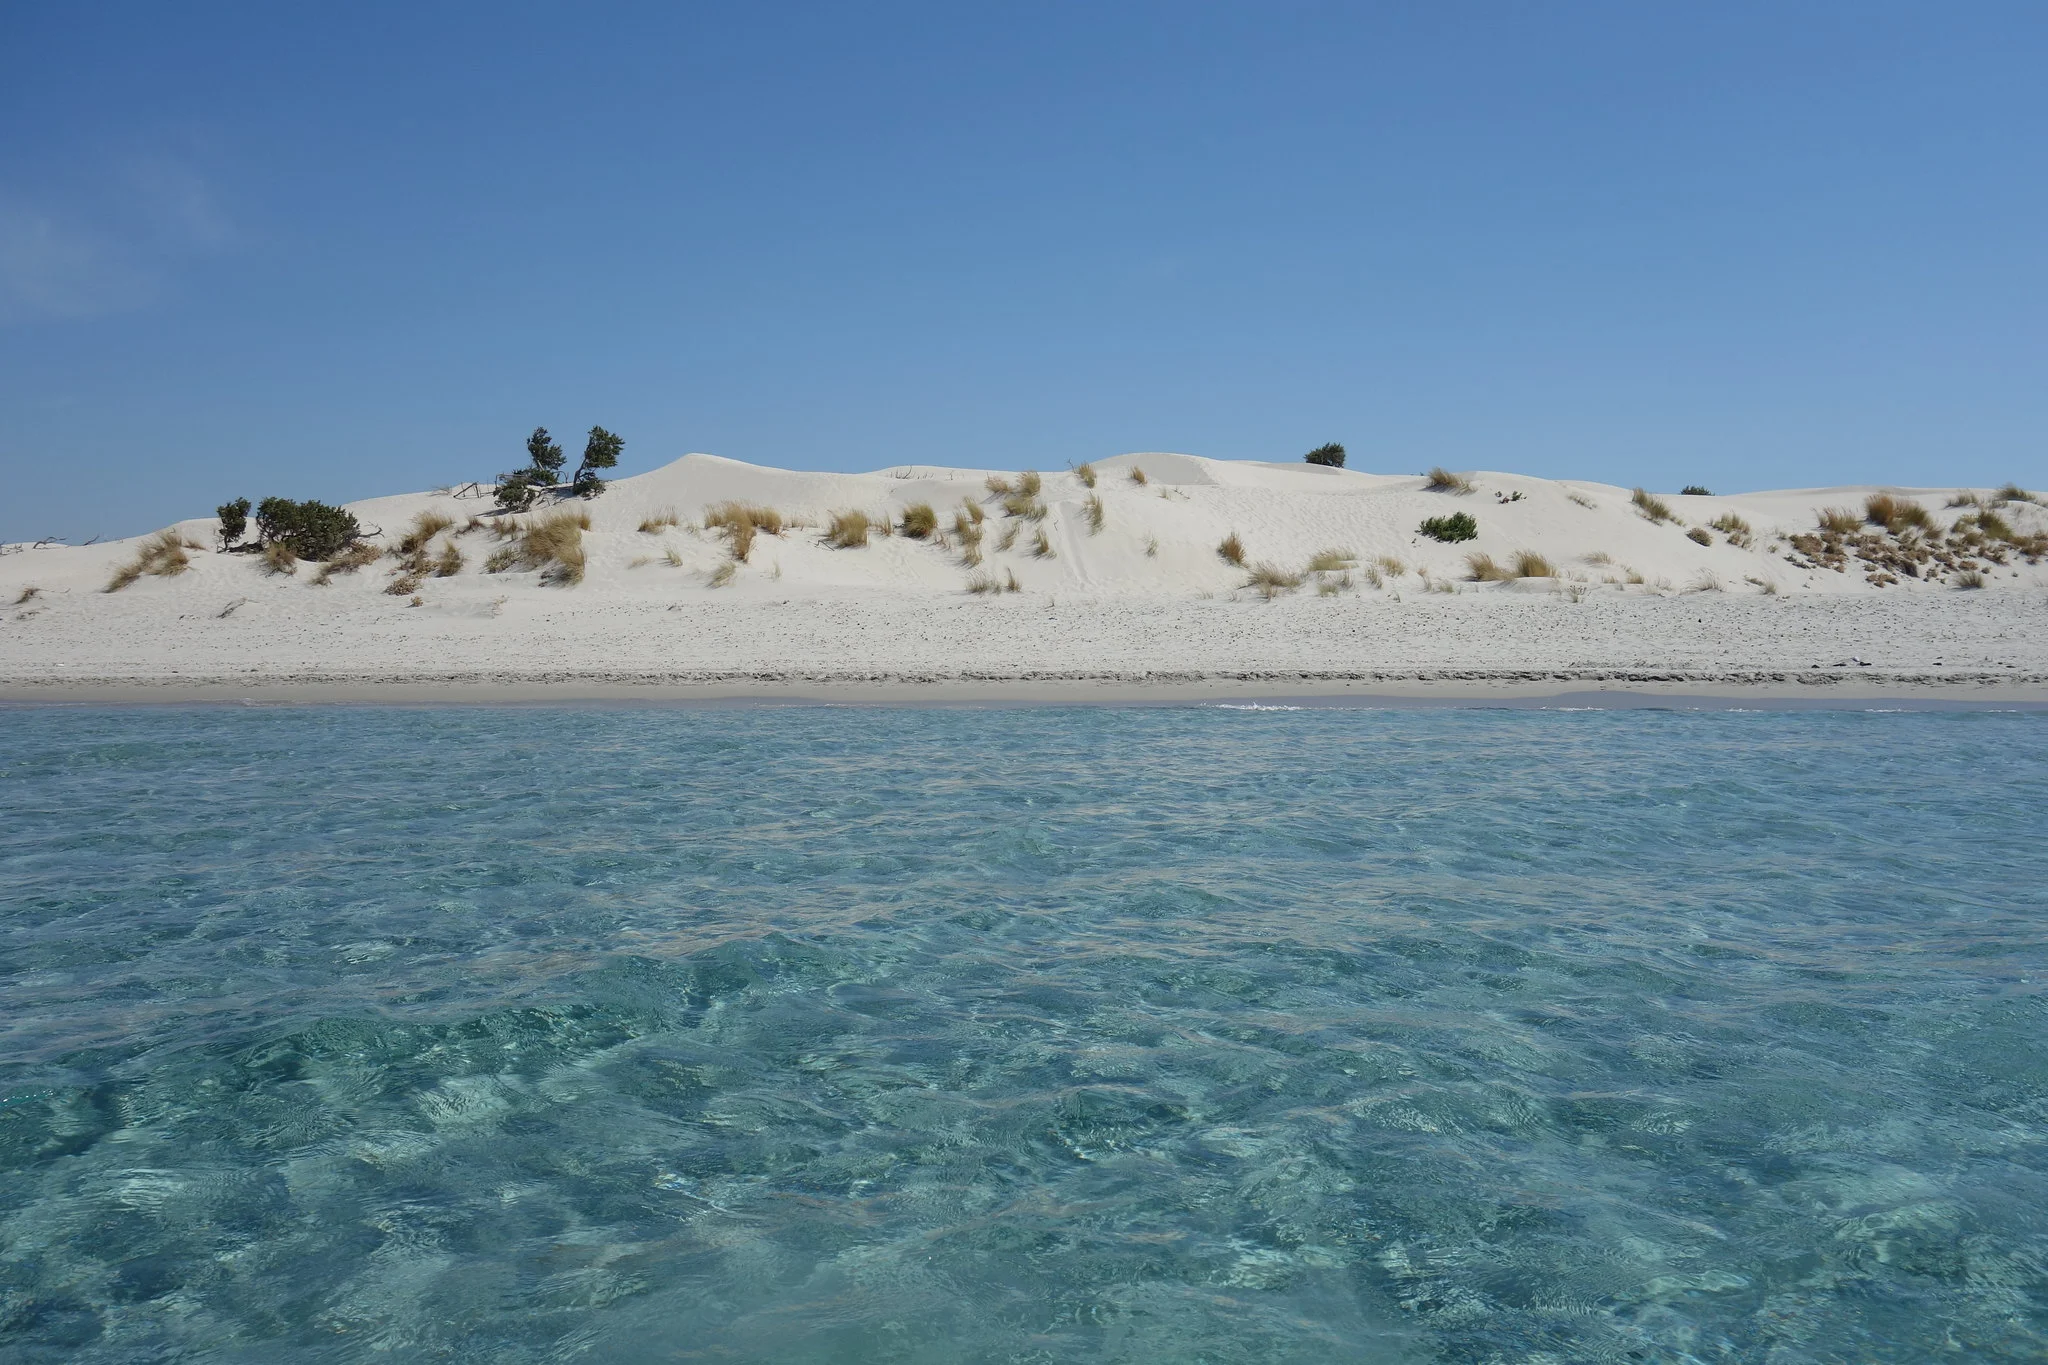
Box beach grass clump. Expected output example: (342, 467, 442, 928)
(483, 509, 587, 583)
(259, 540, 298, 576)
(1955, 569, 1986, 589)
(1128, 467, 1148, 486)
(704, 502, 783, 562)
(1217, 532, 1246, 566)
(1566, 492, 1597, 509)
(1000, 487, 1048, 519)
(396, 511, 453, 558)
(1865, 493, 1932, 533)
(1686, 527, 1712, 546)
(1631, 488, 1675, 523)
(985, 474, 1014, 496)
(432, 541, 464, 577)
(826, 510, 873, 548)
(1084, 493, 1105, 533)
(1710, 513, 1753, 547)
(1425, 467, 1475, 494)
(106, 529, 197, 592)
(966, 570, 1003, 594)
(997, 522, 1020, 552)
(1244, 562, 1304, 598)
(707, 560, 736, 588)
(1030, 528, 1055, 558)
(1074, 462, 1097, 488)
(1817, 507, 1861, 534)
(961, 499, 986, 525)
(1376, 555, 1406, 576)
(1511, 550, 1555, 578)
(638, 507, 680, 533)
(1419, 512, 1478, 543)
(1306, 548, 1355, 573)
(384, 572, 422, 596)
(1465, 552, 1508, 581)
(1996, 483, 2036, 504)
(900, 503, 939, 539)
(310, 539, 383, 584)
(1016, 470, 1042, 498)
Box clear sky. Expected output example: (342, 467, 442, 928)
(3, 2, 2044, 542)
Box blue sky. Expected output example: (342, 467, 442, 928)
(2, 2, 2044, 542)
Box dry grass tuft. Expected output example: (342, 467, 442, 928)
(311, 540, 383, 584)
(1084, 493, 1105, 534)
(1710, 512, 1752, 547)
(384, 573, 422, 596)
(106, 530, 194, 592)
(1566, 492, 1597, 509)
(1017, 470, 1042, 497)
(1030, 528, 1055, 558)
(1688, 570, 1723, 593)
(1306, 548, 1355, 573)
(1244, 562, 1304, 598)
(1217, 532, 1246, 566)
(900, 503, 938, 538)
(997, 522, 1020, 552)
(1425, 467, 1475, 494)
(1128, 467, 1148, 486)
(396, 512, 454, 557)
(432, 541, 464, 577)
(962, 499, 986, 525)
(1686, 526, 1712, 546)
(707, 560, 737, 588)
(665, 546, 685, 568)
(638, 507, 680, 533)
(1465, 552, 1508, 581)
(1000, 490, 1047, 520)
(1511, 550, 1555, 578)
(966, 570, 1003, 595)
(1583, 551, 1612, 565)
(1865, 492, 1932, 532)
(704, 503, 783, 562)
(1376, 555, 1406, 577)
(1632, 488, 1675, 523)
(1955, 569, 1986, 589)
(1996, 483, 2036, 504)
(1005, 569, 1021, 592)
(826, 510, 872, 548)
(1074, 462, 1097, 488)
(1817, 506, 1861, 533)
(260, 540, 299, 577)
(483, 509, 587, 583)
(985, 474, 1015, 496)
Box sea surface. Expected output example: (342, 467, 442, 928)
(1, 704, 2045, 1363)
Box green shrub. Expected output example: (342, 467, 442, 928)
(1419, 512, 1478, 542)
(1680, 485, 1712, 496)
(494, 467, 544, 512)
(256, 497, 361, 560)
(1304, 443, 1346, 468)
(216, 497, 251, 548)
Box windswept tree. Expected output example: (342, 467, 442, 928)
(526, 427, 566, 483)
(573, 426, 623, 497)
(216, 497, 251, 549)
(1304, 442, 1346, 468)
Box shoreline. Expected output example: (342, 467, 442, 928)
(5, 670, 2046, 709)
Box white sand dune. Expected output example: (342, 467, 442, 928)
(3, 453, 2045, 695)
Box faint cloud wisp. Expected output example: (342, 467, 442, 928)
(0, 157, 234, 325)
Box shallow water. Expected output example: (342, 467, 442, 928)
(1, 705, 2045, 1363)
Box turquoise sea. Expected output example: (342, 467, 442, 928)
(1, 704, 2045, 1363)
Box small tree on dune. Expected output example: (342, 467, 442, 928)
(526, 427, 566, 483)
(573, 426, 623, 497)
(217, 497, 251, 549)
(1304, 442, 1346, 468)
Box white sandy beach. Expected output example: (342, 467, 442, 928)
(4, 453, 2044, 699)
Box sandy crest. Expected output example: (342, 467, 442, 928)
(3, 453, 2044, 696)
